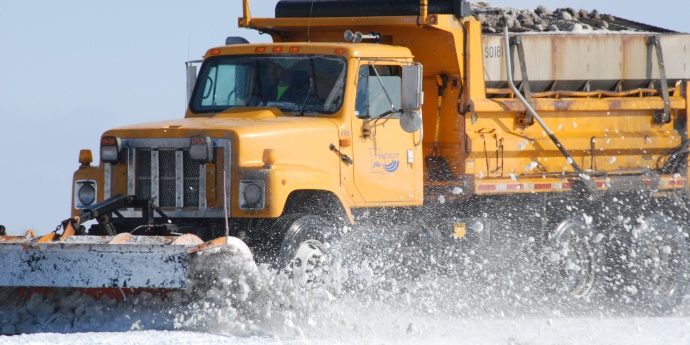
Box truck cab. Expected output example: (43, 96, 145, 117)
(72, 42, 424, 240)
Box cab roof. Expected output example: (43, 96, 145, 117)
(204, 42, 414, 60)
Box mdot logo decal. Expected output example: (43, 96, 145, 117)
(369, 149, 400, 174)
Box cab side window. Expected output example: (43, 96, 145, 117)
(355, 65, 402, 119)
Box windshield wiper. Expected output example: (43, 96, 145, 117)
(300, 58, 321, 116)
(299, 80, 314, 116)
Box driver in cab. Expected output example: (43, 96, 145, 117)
(268, 69, 311, 104)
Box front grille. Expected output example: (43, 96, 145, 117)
(135, 149, 203, 208)
(103, 138, 230, 218)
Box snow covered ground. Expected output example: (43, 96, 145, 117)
(2, 249, 690, 345)
(3, 308, 690, 344)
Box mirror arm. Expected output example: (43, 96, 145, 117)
(376, 109, 400, 126)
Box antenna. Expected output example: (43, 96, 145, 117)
(187, 34, 191, 61)
(306, 0, 315, 42)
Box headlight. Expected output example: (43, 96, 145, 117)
(74, 180, 97, 209)
(244, 184, 261, 204)
(239, 180, 264, 210)
(78, 184, 96, 206)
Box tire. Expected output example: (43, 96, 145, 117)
(542, 214, 606, 305)
(277, 214, 337, 288)
(616, 214, 690, 314)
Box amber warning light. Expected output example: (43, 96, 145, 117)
(190, 135, 213, 162)
(100, 136, 122, 163)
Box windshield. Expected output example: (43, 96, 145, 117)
(189, 54, 347, 115)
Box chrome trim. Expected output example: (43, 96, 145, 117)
(127, 147, 136, 195)
(198, 164, 207, 209)
(117, 209, 227, 218)
(104, 164, 112, 200)
(214, 138, 232, 218)
(175, 151, 184, 208)
(126, 138, 191, 148)
(151, 150, 160, 205)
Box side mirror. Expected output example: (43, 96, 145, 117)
(400, 64, 423, 132)
(400, 110, 422, 133)
(401, 64, 423, 110)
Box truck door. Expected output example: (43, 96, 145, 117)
(350, 62, 420, 204)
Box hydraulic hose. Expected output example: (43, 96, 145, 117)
(502, 27, 587, 178)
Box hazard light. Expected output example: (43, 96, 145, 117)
(100, 136, 122, 163)
(79, 149, 93, 167)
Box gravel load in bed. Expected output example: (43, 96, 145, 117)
(472, 2, 676, 33)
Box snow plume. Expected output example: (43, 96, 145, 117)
(172, 250, 338, 338)
(3, 199, 690, 343)
(0, 221, 557, 339)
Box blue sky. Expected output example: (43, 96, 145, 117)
(0, 1, 687, 235)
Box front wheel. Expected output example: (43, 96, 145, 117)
(277, 214, 337, 289)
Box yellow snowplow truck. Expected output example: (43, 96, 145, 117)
(3, 0, 690, 313)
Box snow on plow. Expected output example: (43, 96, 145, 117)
(0, 231, 252, 290)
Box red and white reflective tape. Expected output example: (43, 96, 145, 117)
(476, 177, 686, 194)
(476, 182, 577, 193)
(643, 177, 687, 189)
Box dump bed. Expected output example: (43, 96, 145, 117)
(483, 33, 690, 92)
(244, 0, 690, 197)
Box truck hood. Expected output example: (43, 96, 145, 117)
(102, 107, 341, 167)
(104, 107, 338, 139)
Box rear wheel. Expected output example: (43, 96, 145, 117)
(616, 214, 689, 314)
(542, 214, 606, 306)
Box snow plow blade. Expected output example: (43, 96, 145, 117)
(0, 232, 252, 290)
